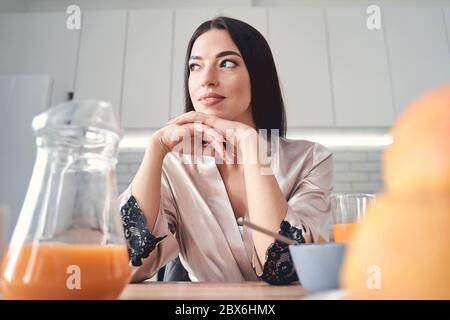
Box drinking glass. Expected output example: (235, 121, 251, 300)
(331, 193, 376, 243)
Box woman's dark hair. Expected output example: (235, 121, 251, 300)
(184, 16, 286, 138)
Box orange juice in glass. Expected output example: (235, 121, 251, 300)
(332, 223, 360, 243)
(331, 194, 376, 243)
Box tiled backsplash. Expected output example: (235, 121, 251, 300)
(116, 147, 385, 195)
(328, 148, 384, 194)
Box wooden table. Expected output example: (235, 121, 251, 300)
(119, 281, 308, 300)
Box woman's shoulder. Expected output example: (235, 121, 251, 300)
(270, 137, 333, 179)
(277, 136, 332, 161)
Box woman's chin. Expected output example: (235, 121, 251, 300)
(200, 108, 221, 116)
(194, 106, 223, 116)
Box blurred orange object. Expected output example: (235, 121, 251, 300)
(383, 84, 450, 194)
(341, 84, 450, 299)
(341, 192, 450, 299)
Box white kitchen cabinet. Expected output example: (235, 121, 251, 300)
(326, 7, 395, 127)
(219, 8, 267, 38)
(444, 8, 450, 51)
(0, 75, 51, 240)
(268, 8, 334, 127)
(0, 13, 80, 106)
(121, 9, 173, 128)
(170, 8, 227, 118)
(385, 8, 450, 117)
(74, 10, 127, 117)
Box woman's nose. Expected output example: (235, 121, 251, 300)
(200, 68, 218, 87)
(201, 79, 218, 87)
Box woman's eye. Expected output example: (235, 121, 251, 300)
(221, 60, 237, 68)
(189, 63, 200, 71)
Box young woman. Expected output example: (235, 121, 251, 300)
(119, 16, 333, 285)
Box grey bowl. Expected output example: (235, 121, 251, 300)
(289, 243, 347, 293)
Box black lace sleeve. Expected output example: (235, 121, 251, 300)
(120, 195, 167, 266)
(259, 220, 306, 285)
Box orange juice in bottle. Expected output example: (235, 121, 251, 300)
(1, 243, 130, 299)
(0, 101, 130, 299)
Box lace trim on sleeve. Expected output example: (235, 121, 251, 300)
(260, 220, 305, 285)
(120, 195, 167, 266)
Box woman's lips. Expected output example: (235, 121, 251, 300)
(200, 97, 225, 107)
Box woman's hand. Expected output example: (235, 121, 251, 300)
(151, 121, 227, 161)
(166, 111, 257, 161)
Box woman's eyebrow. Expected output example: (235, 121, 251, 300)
(189, 50, 242, 61)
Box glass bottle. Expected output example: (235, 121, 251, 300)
(0, 100, 130, 299)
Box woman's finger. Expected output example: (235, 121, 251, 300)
(175, 123, 226, 161)
(198, 123, 224, 144)
(192, 124, 226, 161)
(170, 112, 223, 134)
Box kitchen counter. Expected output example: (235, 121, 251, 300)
(119, 281, 307, 300)
(0, 281, 309, 300)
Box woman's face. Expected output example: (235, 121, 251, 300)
(188, 29, 253, 124)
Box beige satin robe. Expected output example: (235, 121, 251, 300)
(118, 137, 333, 282)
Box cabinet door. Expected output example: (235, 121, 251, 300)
(444, 8, 450, 51)
(326, 8, 395, 127)
(170, 8, 223, 118)
(0, 13, 80, 106)
(74, 10, 127, 117)
(0, 75, 51, 240)
(219, 8, 267, 38)
(385, 8, 450, 116)
(269, 8, 333, 127)
(121, 9, 173, 128)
